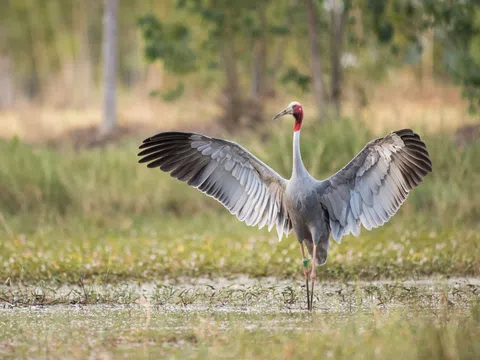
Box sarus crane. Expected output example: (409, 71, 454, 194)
(138, 101, 432, 310)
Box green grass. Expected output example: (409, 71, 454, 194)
(0, 118, 479, 283)
(0, 213, 478, 284)
(0, 119, 479, 359)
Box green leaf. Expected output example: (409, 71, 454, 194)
(280, 67, 311, 93)
(469, 36, 480, 63)
(377, 22, 394, 44)
(269, 25, 290, 36)
(161, 83, 185, 102)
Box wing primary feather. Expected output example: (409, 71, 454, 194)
(171, 157, 210, 182)
(139, 131, 291, 237)
(319, 128, 431, 237)
(138, 144, 191, 158)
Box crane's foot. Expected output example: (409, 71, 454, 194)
(309, 273, 315, 311)
(305, 275, 310, 311)
(303, 260, 310, 311)
(300, 242, 311, 311)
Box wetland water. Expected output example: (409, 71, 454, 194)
(0, 277, 478, 358)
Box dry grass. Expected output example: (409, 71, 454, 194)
(0, 93, 220, 143)
(352, 69, 477, 134)
(0, 70, 476, 143)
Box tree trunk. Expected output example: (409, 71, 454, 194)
(265, 42, 285, 98)
(222, 41, 242, 130)
(329, 0, 347, 116)
(101, 0, 118, 135)
(221, 10, 242, 130)
(251, 43, 266, 100)
(306, 0, 326, 119)
(251, 4, 267, 100)
(75, 0, 93, 107)
(0, 55, 14, 108)
(24, 4, 42, 101)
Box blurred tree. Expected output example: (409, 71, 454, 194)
(250, 1, 267, 99)
(361, 0, 480, 112)
(307, 0, 326, 118)
(303, 0, 353, 118)
(328, 0, 349, 115)
(101, 0, 118, 135)
(0, 0, 478, 119)
(424, 0, 480, 112)
(138, 0, 292, 129)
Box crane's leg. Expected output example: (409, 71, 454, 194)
(299, 242, 310, 310)
(310, 244, 317, 311)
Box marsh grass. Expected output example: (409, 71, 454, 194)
(0, 280, 478, 359)
(0, 117, 479, 283)
(1, 117, 479, 224)
(1, 278, 477, 309)
(1, 70, 478, 360)
(0, 212, 478, 283)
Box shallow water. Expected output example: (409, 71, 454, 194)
(1, 275, 478, 310)
(0, 277, 478, 358)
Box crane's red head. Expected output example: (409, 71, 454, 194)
(272, 101, 304, 132)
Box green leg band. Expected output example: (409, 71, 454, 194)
(303, 259, 309, 268)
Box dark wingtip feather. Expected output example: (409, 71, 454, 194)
(138, 132, 196, 164)
(394, 129, 414, 137)
(144, 131, 193, 143)
(391, 129, 433, 191)
(394, 129, 432, 172)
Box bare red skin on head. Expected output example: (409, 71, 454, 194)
(293, 104, 303, 132)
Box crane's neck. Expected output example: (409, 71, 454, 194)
(292, 130, 308, 179)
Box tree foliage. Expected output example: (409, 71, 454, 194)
(363, 0, 480, 111)
(0, 0, 479, 119)
(424, 0, 480, 111)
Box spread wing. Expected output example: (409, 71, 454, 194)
(318, 129, 432, 243)
(138, 132, 292, 240)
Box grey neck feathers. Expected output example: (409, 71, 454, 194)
(292, 130, 308, 179)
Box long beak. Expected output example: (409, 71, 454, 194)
(272, 106, 292, 120)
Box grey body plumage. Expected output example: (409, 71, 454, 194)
(138, 101, 432, 310)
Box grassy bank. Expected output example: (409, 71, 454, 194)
(0, 213, 478, 283)
(0, 117, 479, 283)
